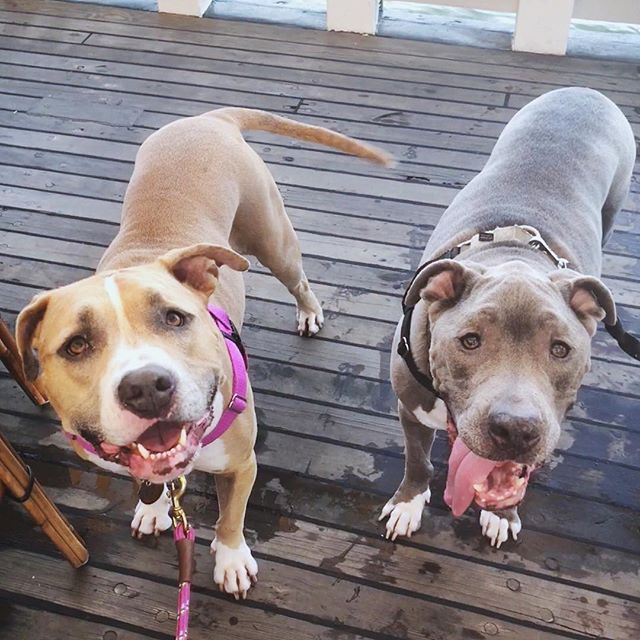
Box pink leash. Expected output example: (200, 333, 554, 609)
(173, 518, 195, 640)
(169, 476, 195, 640)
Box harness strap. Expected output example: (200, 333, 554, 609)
(64, 305, 248, 454)
(201, 305, 248, 446)
(605, 318, 640, 361)
(397, 306, 438, 396)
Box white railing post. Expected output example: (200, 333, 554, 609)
(326, 0, 382, 35)
(158, 0, 213, 17)
(513, 0, 575, 55)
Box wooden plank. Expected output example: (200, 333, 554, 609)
(0, 603, 152, 640)
(0, 76, 507, 156)
(3, 427, 640, 603)
(0, 152, 639, 273)
(2, 162, 640, 317)
(2, 223, 640, 343)
(5, 57, 637, 149)
(0, 20, 90, 43)
(0, 110, 480, 189)
(3, 73, 639, 165)
(3, 492, 638, 639)
(0, 525, 576, 640)
(0, 49, 519, 122)
(0, 547, 372, 640)
(1, 98, 638, 197)
(0, 234, 629, 381)
(11, 44, 635, 136)
(0, 27, 519, 109)
(0, 73, 299, 118)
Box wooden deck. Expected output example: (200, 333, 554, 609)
(0, 1, 639, 638)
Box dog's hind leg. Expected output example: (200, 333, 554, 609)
(210, 453, 258, 599)
(237, 179, 323, 337)
(379, 401, 439, 540)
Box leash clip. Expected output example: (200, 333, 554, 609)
(521, 226, 569, 269)
(169, 476, 189, 532)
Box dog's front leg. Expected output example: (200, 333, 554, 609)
(379, 401, 438, 540)
(211, 453, 258, 599)
(479, 506, 522, 549)
(131, 482, 172, 539)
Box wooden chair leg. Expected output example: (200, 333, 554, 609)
(0, 432, 88, 568)
(0, 315, 47, 406)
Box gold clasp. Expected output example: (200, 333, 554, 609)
(168, 476, 189, 531)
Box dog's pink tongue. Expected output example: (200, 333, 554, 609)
(444, 437, 498, 517)
(137, 422, 182, 452)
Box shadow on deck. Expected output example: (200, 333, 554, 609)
(0, 1, 639, 638)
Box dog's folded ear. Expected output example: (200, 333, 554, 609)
(16, 292, 51, 381)
(550, 271, 616, 336)
(159, 244, 250, 296)
(404, 259, 481, 308)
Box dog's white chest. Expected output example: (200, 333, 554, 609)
(195, 438, 230, 473)
(412, 399, 448, 431)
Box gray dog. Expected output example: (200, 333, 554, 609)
(379, 88, 636, 547)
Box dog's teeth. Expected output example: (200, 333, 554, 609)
(515, 478, 526, 487)
(136, 443, 150, 459)
(179, 428, 187, 448)
(473, 483, 484, 492)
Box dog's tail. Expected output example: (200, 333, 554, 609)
(210, 107, 395, 167)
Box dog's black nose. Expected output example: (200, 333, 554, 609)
(117, 365, 176, 418)
(488, 411, 542, 453)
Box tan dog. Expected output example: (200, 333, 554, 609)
(16, 108, 392, 597)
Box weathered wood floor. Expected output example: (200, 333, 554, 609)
(0, 1, 639, 638)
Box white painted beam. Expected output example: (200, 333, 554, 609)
(513, 0, 575, 55)
(326, 0, 381, 35)
(158, 0, 212, 17)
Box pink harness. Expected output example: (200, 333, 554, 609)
(65, 304, 248, 455)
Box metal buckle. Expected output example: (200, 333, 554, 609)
(169, 476, 189, 531)
(523, 227, 569, 269)
(228, 393, 247, 414)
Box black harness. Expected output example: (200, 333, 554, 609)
(398, 232, 640, 397)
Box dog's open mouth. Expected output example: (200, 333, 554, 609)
(95, 405, 216, 482)
(444, 414, 534, 517)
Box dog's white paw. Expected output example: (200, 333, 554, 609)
(211, 538, 258, 599)
(131, 493, 172, 539)
(379, 489, 431, 541)
(479, 509, 522, 548)
(297, 307, 324, 337)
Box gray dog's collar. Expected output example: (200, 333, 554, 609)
(442, 224, 570, 270)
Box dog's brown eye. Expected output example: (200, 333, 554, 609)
(551, 341, 570, 358)
(165, 310, 185, 327)
(460, 333, 481, 350)
(65, 336, 89, 357)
